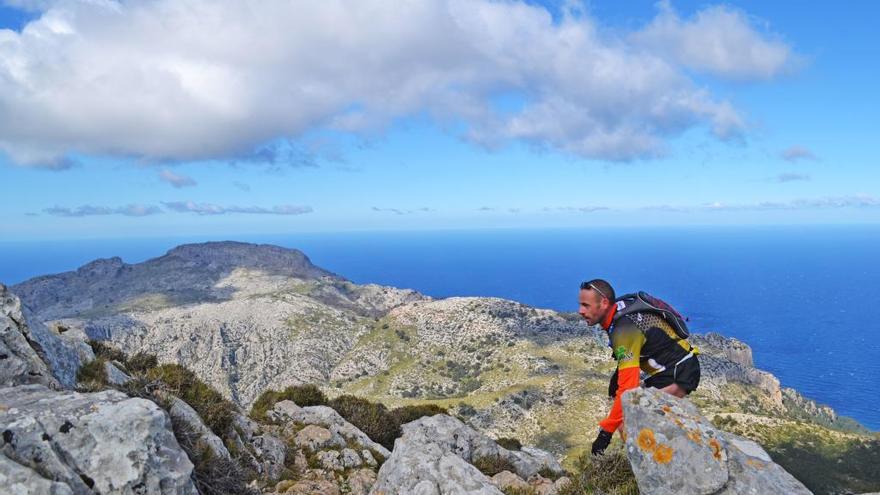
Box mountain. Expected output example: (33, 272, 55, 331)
(8, 241, 879, 494)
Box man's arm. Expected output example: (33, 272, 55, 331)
(598, 365, 640, 433)
(592, 321, 643, 454)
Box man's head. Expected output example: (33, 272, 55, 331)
(578, 279, 615, 326)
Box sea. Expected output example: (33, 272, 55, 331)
(1, 225, 878, 430)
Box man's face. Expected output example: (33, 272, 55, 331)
(578, 288, 609, 326)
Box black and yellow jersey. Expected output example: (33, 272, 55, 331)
(609, 311, 694, 376)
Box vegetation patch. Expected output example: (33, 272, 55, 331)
(496, 437, 522, 451)
(147, 364, 236, 436)
(250, 384, 328, 422)
(558, 447, 638, 495)
(126, 352, 158, 375)
(171, 419, 256, 495)
(87, 340, 127, 363)
(76, 358, 108, 392)
(472, 454, 517, 477)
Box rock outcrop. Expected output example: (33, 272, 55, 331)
(0, 384, 196, 494)
(621, 387, 812, 495)
(371, 414, 567, 495)
(1, 284, 89, 390)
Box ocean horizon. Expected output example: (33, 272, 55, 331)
(2, 225, 878, 430)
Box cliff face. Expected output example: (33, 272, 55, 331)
(6, 242, 878, 494)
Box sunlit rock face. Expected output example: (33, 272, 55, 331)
(621, 387, 811, 495)
(0, 384, 196, 495)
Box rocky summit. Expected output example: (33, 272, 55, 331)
(3, 241, 879, 494)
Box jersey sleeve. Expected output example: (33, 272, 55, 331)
(598, 320, 644, 433)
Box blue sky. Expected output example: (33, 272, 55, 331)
(1, 0, 878, 240)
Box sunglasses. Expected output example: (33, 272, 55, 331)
(581, 282, 610, 301)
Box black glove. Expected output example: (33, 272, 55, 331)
(607, 369, 619, 398)
(591, 429, 613, 456)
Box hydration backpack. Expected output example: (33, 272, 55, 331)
(613, 292, 690, 340)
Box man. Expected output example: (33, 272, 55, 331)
(578, 279, 700, 456)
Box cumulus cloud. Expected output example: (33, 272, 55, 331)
(0, 0, 796, 167)
(162, 201, 312, 215)
(632, 1, 796, 80)
(159, 169, 197, 188)
(781, 145, 817, 162)
(44, 203, 161, 217)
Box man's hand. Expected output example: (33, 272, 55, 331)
(591, 429, 613, 456)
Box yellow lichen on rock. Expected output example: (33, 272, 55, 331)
(653, 444, 674, 464)
(638, 428, 656, 452)
(709, 438, 722, 461)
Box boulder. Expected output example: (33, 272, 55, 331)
(491, 470, 530, 492)
(371, 414, 563, 495)
(270, 400, 390, 458)
(1, 299, 59, 389)
(0, 384, 196, 494)
(381, 414, 560, 481)
(621, 387, 811, 495)
(1, 284, 90, 389)
(165, 394, 231, 461)
(104, 361, 132, 386)
(347, 468, 377, 495)
(229, 412, 286, 481)
(294, 424, 343, 452)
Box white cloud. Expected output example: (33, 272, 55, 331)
(371, 207, 433, 215)
(159, 169, 197, 188)
(0, 0, 795, 166)
(632, 1, 796, 80)
(773, 172, 810, 183)
(44, 203, 161, 217)
(781, 145, 817, 162)
(162, 201, 312, 215)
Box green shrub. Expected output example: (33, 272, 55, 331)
(496, 437, 522, 451)
(328, 395, 398, 450)
(472, 454, 517, 477)
(148, 364, 235, 436)
(171, 418, 257, 495)
(250, 384, 328, 422)
(390, 404, 447, 426)
(457, 403, 477, 418)
(558, 448, 638, 495)
(87, 340, 127, 363)
(126, 352, 158, 374)
(76, 358, 108, 392)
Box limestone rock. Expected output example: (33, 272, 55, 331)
(361, 448, 378, 467)
(1, 285, 59, 389)
(316, 450, 344, 471)
(294, 424, 343, 452)
(371, 414, 562, 495)
(491, 470, 530, 491)
(270, 401, 390, 458)
(1, 284, 88, 389)
(347, 468, 377, 495)
(621, 387, 811, 495)
(165, 393, 231, 461)
(104, 361, 132, 386)
(342, 447, 363, 468)
(0, 384, 196, 494)
(274, 469, 340, 495)
(229, 412, 286, 481)
(377, 414, 561, 482)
